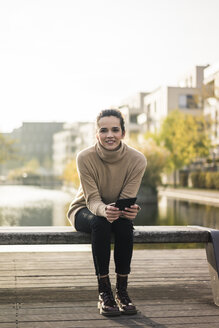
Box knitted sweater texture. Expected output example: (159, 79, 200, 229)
(67, 141, 147, 227)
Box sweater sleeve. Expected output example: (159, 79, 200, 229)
(119, 154, 147, 199)
(77, 153, 107, 217)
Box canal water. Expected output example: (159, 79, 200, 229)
(0, 185, 219, 229)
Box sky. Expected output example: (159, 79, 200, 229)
(1, 0, 219, 132)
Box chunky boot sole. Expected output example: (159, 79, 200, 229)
(98, 301, 121, 317)
(118, 306, 138, 315)
(115, 299, 138, 315)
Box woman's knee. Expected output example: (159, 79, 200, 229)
(113, 218, 133, 233)
(74, 208, 95, 233)
(91, 216, 111, 232)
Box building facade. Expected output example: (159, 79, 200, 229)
(11, 122, 64, 168)
(143, 66, 206, 134)
(117, 67, 207, 140)
(203, 62, 219, 156)
(53, 122, 95, 176)
(119, 92, 148, 139)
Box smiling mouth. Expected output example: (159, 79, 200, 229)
(105, 140, 115, 144)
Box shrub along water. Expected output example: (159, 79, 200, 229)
(190, 171, 219, 189)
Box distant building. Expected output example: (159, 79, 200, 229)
(178, 65, 207, 89)
(53, 122, 95, 176)
(10, 122, 64, 168)
(203, 62, 219, 156)
(143, 66, 207, 133)
(117, 67, 207, 140)
(119, 92, 148, 139)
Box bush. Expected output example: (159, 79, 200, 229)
(214, 172, 219, 190)
(62, 158, 80, 188)
(198, 172, 206, 188)
(179, 172, 189, 187)
(190, 171, 206, 188)
(130, 139, 170, 193)
(190, 172, 200, 188)
(190, 171, 219, 189)
(205, 172, 215, 189)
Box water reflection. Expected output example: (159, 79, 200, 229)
(0, 206, 53, 226)
(0, 186, 219, 229)
(136, 196, 219, 229)
(0, 186, 73, 226)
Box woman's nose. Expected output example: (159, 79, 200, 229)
(106, 130, 113, 137)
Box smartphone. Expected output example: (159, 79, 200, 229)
(115, 197, 137, 210)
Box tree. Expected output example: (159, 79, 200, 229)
(0, 133, 16, 164)
(62, 158, 80, 188)
(8, 159, 40, 181)
(130, 139, 170, 193)
(158, 110, 211, 186)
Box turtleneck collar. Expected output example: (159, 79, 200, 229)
(95, 140, 127, 164)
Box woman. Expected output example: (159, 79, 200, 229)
(67, 109, 146, 316)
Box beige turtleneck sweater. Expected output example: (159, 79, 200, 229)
(67, 141, 147, 227)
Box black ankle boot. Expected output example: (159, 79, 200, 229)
(115, 275, 137, 315)
(97, 276, 120, 316)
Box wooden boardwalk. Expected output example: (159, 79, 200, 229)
(0, 248, 219, 327)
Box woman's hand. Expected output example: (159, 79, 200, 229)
(120, 204, 139, 220)
(105, 205, 122, 223)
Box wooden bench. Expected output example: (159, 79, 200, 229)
(0, 225, 219, 306)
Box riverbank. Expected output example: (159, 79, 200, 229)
(159, 186, 219, 206)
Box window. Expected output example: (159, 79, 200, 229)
(178, 94, 200, 109)
(130, 114, 138, 123)
(147, 104, 151, 114)
(179, 95, 187, 108)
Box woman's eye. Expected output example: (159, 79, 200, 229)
(99, 127, 120, 133)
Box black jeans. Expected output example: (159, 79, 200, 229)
(75, 207, 134, 276)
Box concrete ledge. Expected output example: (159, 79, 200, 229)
(159, 187, 219, 205)
(0, 225, 211, 245)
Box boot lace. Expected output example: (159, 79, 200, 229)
(99, 278, 117, 307)
(117, 288, 132, 305)
(101, 290, 117, 307)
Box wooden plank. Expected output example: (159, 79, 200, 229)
(15, 300, 219, 328)
(17, 324, 219, 328)
(15, 302, 219, 328)
(0, 249, 218, 327)
(15, 318, 219, 328)
(15, 313, 219, 323)
(16, 304, 219, 317)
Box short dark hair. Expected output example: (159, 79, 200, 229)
(96, 109, 125, 134)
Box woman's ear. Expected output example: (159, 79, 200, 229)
(122, 131, 126, 139)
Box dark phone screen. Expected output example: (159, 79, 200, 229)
(115, 197, 137, 210)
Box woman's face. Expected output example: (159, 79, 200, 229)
(96, 115, 125, 150)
